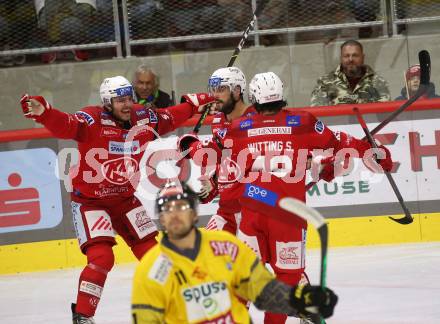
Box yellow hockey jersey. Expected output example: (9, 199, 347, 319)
(131, 228, 275, 324)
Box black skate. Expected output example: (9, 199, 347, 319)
(71, 303, 96, 324)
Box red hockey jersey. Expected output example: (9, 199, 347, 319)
(214, 109, 372, 222)
(35, 103, 195, 199)
(208, 107, 256, 213)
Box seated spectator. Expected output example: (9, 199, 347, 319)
(35, 0, 96, 63)
(217, 0, 249, 32)
(128, 0, 165, 39)
(0, 1, 36, 67)
(349, 0, 406, 37)
(395, 64, 440, 100)
(133, 65, 173, 108)
(311, 39, 390, 107)
(348, 0, 379, 38)
(163, 0, 220, 50)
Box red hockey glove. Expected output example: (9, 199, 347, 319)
(376, 145, 392, 172)
(363, 144, 393, 173)
(197, 175, 218, 204)
(309, 156, 337, 182)
(20, 94, 52, 119)
(181, 93, 216, 113)
(319, 157, 337, 182)
(290, 284, 338, 319)
(177, 133, 200, 155)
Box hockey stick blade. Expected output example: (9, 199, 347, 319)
(192, 0, 270, 134)
(279, 197, 328, 324)
(278, 198, 328, 286)
(389, 214, 414, 225)
(419, 50, 431, 85)
(353, 108, 413, 225)
(278, 197, 328, 287)
(279, 198, 326, 230)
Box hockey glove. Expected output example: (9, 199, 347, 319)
(198, 175, 218, 203)
(20, 94, 52, 119)
(177, 133, 200, 155)
(181, 93, 216, 113)
(363, 144, 393, 173)
(375, 145, 393, 172)
(309, 155, 338, 182)
(290, 284, 338, 319)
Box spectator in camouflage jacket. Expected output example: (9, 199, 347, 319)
(311, 40, 390, 107)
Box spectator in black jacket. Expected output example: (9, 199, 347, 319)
(133, 65, 173, 108)
(395, 64, 440, 100)
(36, 0, 95, 63)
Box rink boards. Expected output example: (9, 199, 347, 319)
(1, 102, 440, 274)
(1, 212, 439, 274)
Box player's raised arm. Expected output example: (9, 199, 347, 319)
(303, 111, 393, 182)
(20, 93, 91, 141)
(153, 93, 216, 136)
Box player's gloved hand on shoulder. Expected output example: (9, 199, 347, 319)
(177, 132, 200, 155)
(197, 175, 218, 203)
(20, 94, 52, 119)
(290, 284, 338, 319)
(374, 144, 393, 172)
(362, 144, 393, 173)
(309, 155, 336, 182)
(181, 93, 216, 113)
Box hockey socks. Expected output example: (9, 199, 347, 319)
(76, 244, 115, 317)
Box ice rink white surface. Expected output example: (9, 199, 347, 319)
(1, 242, 439, 324)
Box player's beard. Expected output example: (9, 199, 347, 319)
(168, 226, 194, 240)
(220, 93, 237, 116)
(167, 218, 197, 240)
(105, 104, 131, 123)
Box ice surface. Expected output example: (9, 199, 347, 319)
(1, 242, 439, 324)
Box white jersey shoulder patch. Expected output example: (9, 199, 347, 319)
(148, 253, 173, 285)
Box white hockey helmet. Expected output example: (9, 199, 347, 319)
(208, 67, 246, 95)
(248, 72, 284, 104)
(99, 76, 134, 106)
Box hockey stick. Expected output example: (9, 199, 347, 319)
(353, 107, 413, 225)
(171, 90, 176, 105)
(279, 197, 328, 324)
(305, 50, 431, 191)
(192, 0, 269, 134)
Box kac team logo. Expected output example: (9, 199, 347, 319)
(101, 157, 139, 185)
